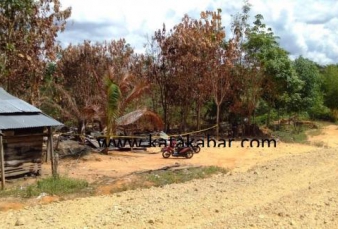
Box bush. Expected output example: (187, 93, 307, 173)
(309, 105, 336, 122)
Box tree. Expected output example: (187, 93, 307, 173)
(0, 0, 71, 105)
(155, 14, 214, 131)
(231, 1, 265, 126)
(244, 14, 298, 125)
(151, 9, 236, 136)
(200, 9, 237, 138)
(51, 41, 110, 135)
(151, 24, 183, 131)
(53, 39, 149, 136)
(150, 24, 179, 131)
(322, 65, 338, 110)
(293, 56, 325, 117)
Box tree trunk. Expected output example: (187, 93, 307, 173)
(182, 103, 189, 133)
(179, 108, 184, 132)
(165, 104, 170, 132)
(277, 108, 280, 130)
(196, 102, 201, 130)
(266, 106, 271, 127)
(216, 102, 220, 139)
(161, 89, 168, 132)
(164, 106, 168, 132)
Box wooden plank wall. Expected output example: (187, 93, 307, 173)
(3, 128, 44, 177)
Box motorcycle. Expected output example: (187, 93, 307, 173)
(191, 142, 201, 153)
(161, 139, 194, 159)
(162, 146, 194, 159)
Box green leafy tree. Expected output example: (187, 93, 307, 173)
(293, 56, 326, 118)
(231, 2, 299, 127)
(245, 14, 299, 125)
(322, 65, 338, 110)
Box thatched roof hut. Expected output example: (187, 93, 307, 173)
(116, 109, 164, 134)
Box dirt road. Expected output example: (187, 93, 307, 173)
(0, 125, 337, 228)
(0, 148, 337, 228)
(46, 137, 317, 183)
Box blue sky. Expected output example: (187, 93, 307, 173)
(58, 0, 338, 65)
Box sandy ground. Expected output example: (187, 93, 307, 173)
(307, 124, 338, 148)
(44, 135, 317, 182)
(0, 124, 337, 228)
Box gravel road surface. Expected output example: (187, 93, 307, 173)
(1, 147, 337, 229)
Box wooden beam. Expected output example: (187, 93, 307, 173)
(46, 130, 50, 163)
(0, 131, 5, 190)
(3, 133, 49, 139)
(48, 127, 57, 177)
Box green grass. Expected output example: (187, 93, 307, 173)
(145, 166, 228, 186)
(109, 166, 228, 194)
(0, 176, 88, 198)
(35, 176, 88, 195)
(269, 119, 333, 144)
(273, 129, 308, 143)
(0, 167, 228, 198)
(270, 121, 323, 144)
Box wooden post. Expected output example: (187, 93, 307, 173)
(0, 131, 5, 190)
(48, 127, 57, 177)
(46, 132, 50, 163)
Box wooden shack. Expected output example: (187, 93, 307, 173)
(0, 87, 62, 188)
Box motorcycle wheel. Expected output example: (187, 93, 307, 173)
(162, 150, 171, 158)
(193, 145, 201, 153)
(185, 150, 194, 159)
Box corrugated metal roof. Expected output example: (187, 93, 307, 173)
(0, 87, 41, 113)
(0, 87, 63, 129)
(0, 113, 63, 130)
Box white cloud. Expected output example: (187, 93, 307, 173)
(58, 0, 338, 65)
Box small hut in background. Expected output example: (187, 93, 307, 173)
(0, 87, 62, 189)
(116, 109, 164, 135)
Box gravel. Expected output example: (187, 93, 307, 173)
(1, 148, 338, 229)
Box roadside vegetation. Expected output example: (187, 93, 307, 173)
(273, 129, 308, 144)
(145, 166, 228, 186)
(0, 166, 228, 199)
(108, 166, 229, 194)
(269, 120, 329, 146)
(0, 176, 89, 198)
